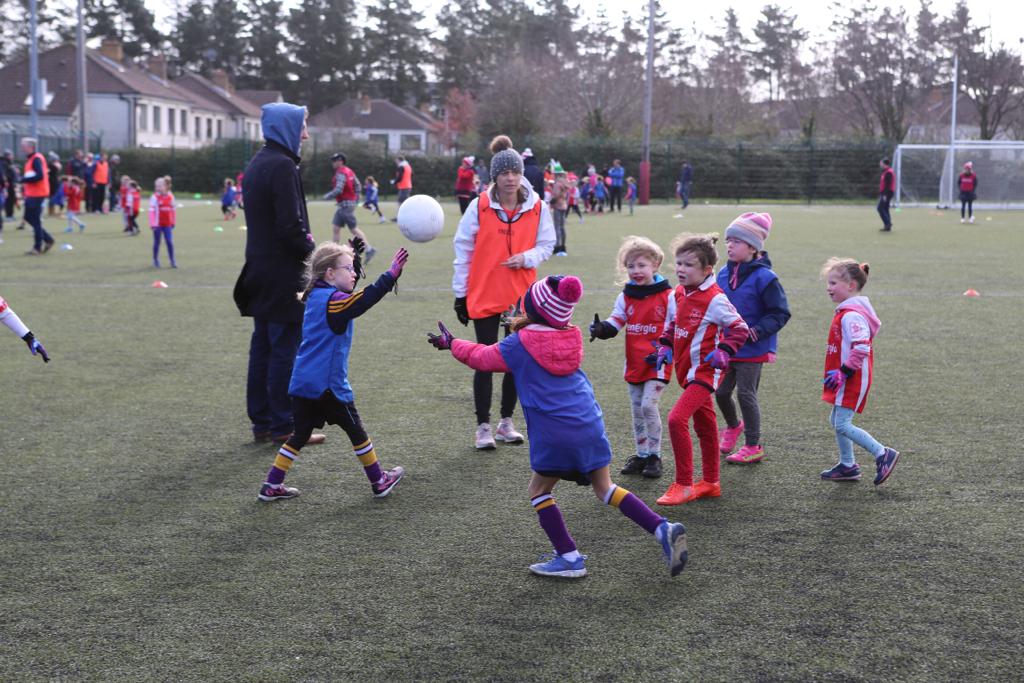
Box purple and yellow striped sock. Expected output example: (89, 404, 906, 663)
(604, 485, 663, 535)
(531, 494, 577, 555)
(353, 438, 383, 484)
(266, 443, 299, 486)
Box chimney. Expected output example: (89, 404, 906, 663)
(359, 94, 372, 115)
(210, 68, 233, 93)
(99, 38, 123, 63)
(147, 54, 167, 81)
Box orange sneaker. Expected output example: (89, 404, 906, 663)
(657, 482, 696, 506)
(693, 480, 721, 498)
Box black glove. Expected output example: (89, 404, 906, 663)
(589, 313, 618, 342)
(349, 236, 366, 282)
(454, 297, 469, 326)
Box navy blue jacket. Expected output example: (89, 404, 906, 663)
(523, 157, 545, 197)
(716, 253, 790, 360)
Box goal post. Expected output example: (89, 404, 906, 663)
(895, 141, 1024, 209)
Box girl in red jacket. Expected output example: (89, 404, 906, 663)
(655, 234, 748, 506)
(63, 176, 86, 233)
(819, 258, 899, 485)
(958, 161, 978, 224)
(148, 176, 176, 268)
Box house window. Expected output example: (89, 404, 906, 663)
(153, 105, 161, 132)
(206, 118, 213, 139)
(400, 134, 421, 151)
(138, 104, 148, 131)
(180, 110, 188, 136)
(168, 107, 175, 134)
(216, 119, 223, 139)
(368, 134, 389, 153)
(195, 117, 201, 138)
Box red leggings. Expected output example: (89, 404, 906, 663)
(668, 383, 720, 486)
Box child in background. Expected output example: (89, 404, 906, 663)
(63, 176, 86, 233)
(655, 234, 748, 505)
(592, 175, 607, 213)
(258, 239, 409, 502)
(958, 161, 978, 224)
(362, 176, 386, 223)
(221, 179, 238, 220)
(119, 176, 132, 233)
(625, 176, 637, 216)
(148, 176, 176, 268)
(428, 275, 688, 579)
(1, 295, 49, 362)
(567, 172, 583, 224)
(715, 213, 791, 464)
(126, 181, 141, 235)
(819, 258, 900, 485)
(590, 236, 675, 478)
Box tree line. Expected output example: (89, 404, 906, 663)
(2, 0, 1022, 144)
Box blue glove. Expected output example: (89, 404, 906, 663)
(645, 339, 673, 371)
(704, 348, 730, 371)
(823, 369, 845, 390)
(22, 331, 49, 363)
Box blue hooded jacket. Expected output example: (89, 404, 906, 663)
(261, 103, 306, 157)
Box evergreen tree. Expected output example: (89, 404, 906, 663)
(207, 0, 249, 76)
(174, 0, 213, 73)
(708, 8, 750, 94)
(435, 0, 488, 95)
(239, 0, 290, 90)
(77, 0, 163, 60)
(286, 0, 359, 112)
(750, 4, 807, 102)
(362, 0, 432, 104)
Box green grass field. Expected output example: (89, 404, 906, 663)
(1, 199, 1022, 681)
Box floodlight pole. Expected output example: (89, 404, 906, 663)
(28, 0, 40, 138)
(76, 0, 88, 152)
(639, 0, 655, 205)
(945, 53, 959, 208)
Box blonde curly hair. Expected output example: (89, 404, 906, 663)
(615, 236, 664, 286)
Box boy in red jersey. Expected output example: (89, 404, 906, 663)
(654, 233, 749, 505)
(63, 176, 86, 232)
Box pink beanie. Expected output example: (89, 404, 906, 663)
(523, 275, 583, 328)
(725, 212, 773, 252)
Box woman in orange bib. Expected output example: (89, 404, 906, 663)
(452, 135, 555, 450)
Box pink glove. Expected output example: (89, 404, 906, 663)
(388, 248, 409, 279)
(823, 369, 848, 390)
(427, 321, 454, 350)
(704, 348, 731, 370)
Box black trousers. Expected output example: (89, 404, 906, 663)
(288, 391, 367, 451)
(609, 185, 623, 212)
(473, 314, 517, 425)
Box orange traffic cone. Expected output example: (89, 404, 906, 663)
(151, 280, 169, 289)
(963, 288, 980, 297)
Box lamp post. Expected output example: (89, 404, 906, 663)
(77, 0, 88, 152)
(29, 0, 40, 138)
(639, 0, 655, 205)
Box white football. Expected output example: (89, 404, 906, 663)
(397, 194, 445, 243)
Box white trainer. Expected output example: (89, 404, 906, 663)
(495, 417, 525, 444)
(475, 423, 496, 450)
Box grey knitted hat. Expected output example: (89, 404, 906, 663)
(490, 147, 524, 179)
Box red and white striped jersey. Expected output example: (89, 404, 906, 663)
(607, 283, 675, 384)
(670, 275, 748, 390)
(822, 297, 880, 413)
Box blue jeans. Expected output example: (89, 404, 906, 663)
(830, 406, 883, 466)
(246, 319, 302, 438)
(25, 197, 53, 251)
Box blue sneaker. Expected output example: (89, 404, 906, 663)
(657, 520, 688, 576)
(820, 462, 862, 481)
(874, 448, 900, 486)
(529, 552, 587, 578)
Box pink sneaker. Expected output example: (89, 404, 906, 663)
(719, 421, 744, 454)
(726, 444, 765, 464)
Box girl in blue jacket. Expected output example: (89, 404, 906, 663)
(715, 213, 791, 464)
(258, 239, 409, 502)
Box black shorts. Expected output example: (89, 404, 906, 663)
(534, 469, 593, 486)
(290, 391, 367, 448)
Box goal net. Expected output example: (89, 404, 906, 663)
(894, 141, 1024, 209)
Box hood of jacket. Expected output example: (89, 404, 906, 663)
(725, 251, 773, 281)
(518, 325, 583, 376)
(837, 295, 881, 337)
(262, 103, 307, 157)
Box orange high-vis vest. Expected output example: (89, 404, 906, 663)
(397, 163, 412, 190)
(466, 192, 541, 319)
(23, 152, 50, 198)
(93, 160, 109, 184)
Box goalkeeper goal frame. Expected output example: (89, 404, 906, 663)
(894, 140, 1024, 209)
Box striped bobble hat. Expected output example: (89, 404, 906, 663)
(725, 211, 773, 252)
(523, 275, 583, 329)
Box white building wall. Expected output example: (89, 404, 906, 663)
(87, 94, 131, 148)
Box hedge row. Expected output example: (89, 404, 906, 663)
(110, 138, 893, 202)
